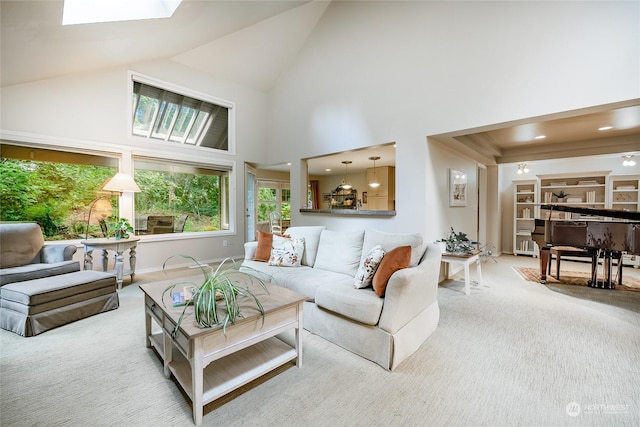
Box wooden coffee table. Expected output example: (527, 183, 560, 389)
(140, 280, 305, 425)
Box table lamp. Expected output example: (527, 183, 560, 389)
(85, 172, 140, 240)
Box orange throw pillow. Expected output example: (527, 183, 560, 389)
(372, 246, 411, 297)
(254, 231, 273, 262)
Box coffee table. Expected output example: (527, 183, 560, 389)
(140, 280, 305, 425)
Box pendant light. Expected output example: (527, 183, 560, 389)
(340, 161, 352, 189)
(368, 156, 381, 188)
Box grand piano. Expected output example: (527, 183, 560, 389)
(531, 204, 640, 287)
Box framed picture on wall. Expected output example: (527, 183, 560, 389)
(449, 169, 467, 207)
(362, 191, 368, 204)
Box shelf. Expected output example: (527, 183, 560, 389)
(167, 337, 297, 405)
(541, 184, 605, 188)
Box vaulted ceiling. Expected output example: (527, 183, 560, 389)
(0, 0, 323, 91)
(2, 0, 638, 166)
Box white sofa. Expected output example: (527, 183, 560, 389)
(240, 226, 441, 370)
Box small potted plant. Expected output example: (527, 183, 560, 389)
(161, 256, 268, 337)
(100, 217, 134, 239)
(435, 227, 497, 262)
(553, 190, 570, 203)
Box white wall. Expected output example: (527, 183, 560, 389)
(269, 0, 639, 246)
(0, 60, 271, 272)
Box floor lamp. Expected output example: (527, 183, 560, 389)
(85, 173, 140, 240)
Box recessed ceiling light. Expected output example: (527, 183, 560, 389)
(325, 168, 332, 172)
(534, 135, 546, 140)
(63, 0, 182, 25)
(598, 126, 613, 131)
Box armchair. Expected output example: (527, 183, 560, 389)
(0, 223, 80, 286)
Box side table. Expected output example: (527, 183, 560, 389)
(441, 251, 483, 295)
(81, 237, 140, 289)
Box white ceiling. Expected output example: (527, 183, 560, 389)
(2, 1, 639, 168)
(432, 99, 640, 166)
(0, 0, 318, 90)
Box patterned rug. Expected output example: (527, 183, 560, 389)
(513, 267, 640, 292)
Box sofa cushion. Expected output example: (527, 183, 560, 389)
(372, 245, 411, 297)
(283, 226, 326, 267)
(0, 223, 45, 268)
(254, 231, 273, 262)
(0, 261, 81, 286)
(313, 230, 364, 277)
(268, 235, 305, 267)
(272, 267, 350, 301)
(0, 270, 116, 306)
(361, 229, 423, 268)
(354, 245, 385, 289)
(315, 282, 384, 326)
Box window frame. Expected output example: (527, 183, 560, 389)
(1, 133, 237, 242)
(128, 71, 236, 156)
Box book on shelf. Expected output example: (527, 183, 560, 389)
(616, 185, 636, 190)
(577, 180, 599, 185)
(544, 192, 553, 203)
(549, 182, 567, 186)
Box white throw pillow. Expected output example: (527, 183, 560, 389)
(313, 229, 364, 277)
(282, 226, 326, 267)
(268, 235, 305, 267)
(353, 245, 385, 289)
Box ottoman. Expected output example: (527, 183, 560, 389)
(0, 270, 119, 337)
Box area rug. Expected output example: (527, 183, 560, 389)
(513, 267, 640, 292)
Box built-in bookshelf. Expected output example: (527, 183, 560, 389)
(539, 173, 607, 220)
(609, 174, 640, 268)
(513, 180, 538, 256)
(610, 174, 640, 213)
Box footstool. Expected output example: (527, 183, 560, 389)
(0, 270, 119, 337)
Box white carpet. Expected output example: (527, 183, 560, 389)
(1, 255, 639, 426)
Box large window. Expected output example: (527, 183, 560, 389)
(133, 159, 230, 235)
(1, 144, 232, 240)
(0, 145, 117, 240)
(131, 79, 230, 151)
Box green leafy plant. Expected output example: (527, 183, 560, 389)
(161, 256, 269, 337)
(100, 217, 134, 239)
(435, 227, 497, 262)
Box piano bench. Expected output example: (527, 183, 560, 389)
(549, 246, 595, 280)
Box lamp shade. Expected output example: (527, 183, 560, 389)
(102, 173, 141, 193)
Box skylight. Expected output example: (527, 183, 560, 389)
(63, 0, 182, 26)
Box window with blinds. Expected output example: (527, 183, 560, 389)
(132, 81, 229, 151)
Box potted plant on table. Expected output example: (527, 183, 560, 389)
(100, 216, 134, 239)
(161, 256, 268, 337)
(435, 227, 496, 262)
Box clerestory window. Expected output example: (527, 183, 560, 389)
(131, 79, 230, 151)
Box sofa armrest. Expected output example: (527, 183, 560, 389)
(244, 241, 258, 261)
(378, 243, 441, 334)
(41, 244, 78, 263)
